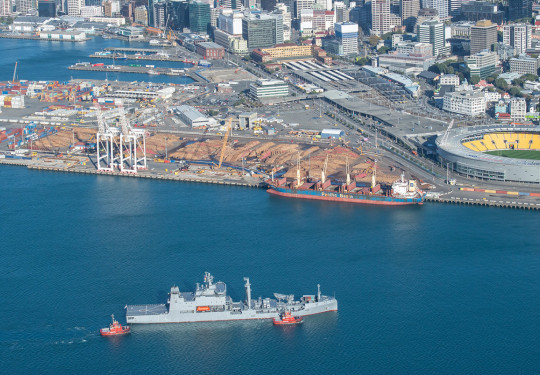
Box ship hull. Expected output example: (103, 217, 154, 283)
(267, 187, 423, 205)
(127, 299, 338, 324)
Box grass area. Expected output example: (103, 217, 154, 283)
(485, 150, 540, 160)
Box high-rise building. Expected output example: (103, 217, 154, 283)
(400, 0, 419, 32)
(261, 0, 276, 11)
(294, 0, 314, 18)
(421, 0, 448, 20)
(189, 1, 210, 34)
(273, 3, 292, 41)
(153, 1, 165, 27)
(460, 1, 503, 24)
(466, 50, 497, 78)
(218, 10, 243, 35)
(417, 19, 446, 56)
(470, 20, 496, 55)
(371, 0, 390, 36)
(134, 5, 147, 25)
(16, 0, 34, 13)
(0, 0, 12, 15)
(508, 0, 532, 21)
(334, 1, 349, 23)
(38, 0, 55, 16)
(242, 13, 283, 48)
(503, 23, 532, 55)
(335, 21, 358, 55)
(67, 0, 83, 15)
(167, 0, 189, 30)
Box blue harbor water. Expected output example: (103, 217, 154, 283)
(1, 166, 540, 374)
(0, 38, 195, 84)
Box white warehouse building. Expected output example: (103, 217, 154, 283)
(173, 105, 216, 128)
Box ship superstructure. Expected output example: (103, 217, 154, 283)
(126, 272, 337, 324)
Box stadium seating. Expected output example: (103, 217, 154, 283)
(463, 132, 540, 151)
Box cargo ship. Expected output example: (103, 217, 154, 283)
(126, 272, 337, 324)
(266, 157, 425, 206)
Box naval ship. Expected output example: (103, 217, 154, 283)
(126, 272, 338, 324)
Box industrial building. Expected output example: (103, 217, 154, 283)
(173, 105, 216, 128)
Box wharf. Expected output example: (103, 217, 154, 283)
(68, 64, 188, 77)
(425, 196, 540, 210)
(0, 34, 89, 42)
(90, 54, 195, 63)
(0, 159, 263, 188)
(104, 47, 166, 53)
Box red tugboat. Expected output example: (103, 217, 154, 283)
(273, 311, 303, 326)
(100, 315, 131, 336)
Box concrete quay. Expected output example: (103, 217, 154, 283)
(89, 54, 195, 63)
(0, 159, 264, 188)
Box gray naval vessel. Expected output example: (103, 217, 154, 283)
(126, 272, 338, 324)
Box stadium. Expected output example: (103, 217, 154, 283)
(435, 125, 540, 184)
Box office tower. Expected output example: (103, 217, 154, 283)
(470, 20, 496, 55)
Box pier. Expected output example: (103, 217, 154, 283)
(425, 196, 540, 210)
(104, 47, 168, 53)
(89, 54, 196, 63)
(68, 64, 189, 77)
(0, 34, 89, 42)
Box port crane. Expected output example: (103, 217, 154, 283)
(217, 117, 233, 169)
(95, 101, 116, 172)
(118, 105, 147, 173)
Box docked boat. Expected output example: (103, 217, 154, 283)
(100, 315, 131, 336)
(266, 156, 425, 206)
(148, 70, 159, 75)
(273, 311, 303, 326)
(126, 272, 337, 324)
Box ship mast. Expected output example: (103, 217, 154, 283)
(296, 153, 301, 186)
(244, 277, 251, 310)
(321, 155, 328, 184)
(346, 156, 351, 186)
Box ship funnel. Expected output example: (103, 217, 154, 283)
(244, 277, 251, 310)
(317, 284, 321, 301)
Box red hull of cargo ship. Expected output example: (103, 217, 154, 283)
(267, 188, 422, 206)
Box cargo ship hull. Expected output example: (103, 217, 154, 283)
(267, 186, 424, 205)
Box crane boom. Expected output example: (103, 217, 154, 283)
(217, 118, 232, 169)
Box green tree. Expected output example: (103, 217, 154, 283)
(512, 78, 525, 87)
(368, 35, 380, 47)
(355, 57, 370, 66)
(377, 46, 390, 54)
(509, 87, 522, 97)
(494, 78, 508, 90)
(522, 73, 538, 82)
(469, 75, 480, 85)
